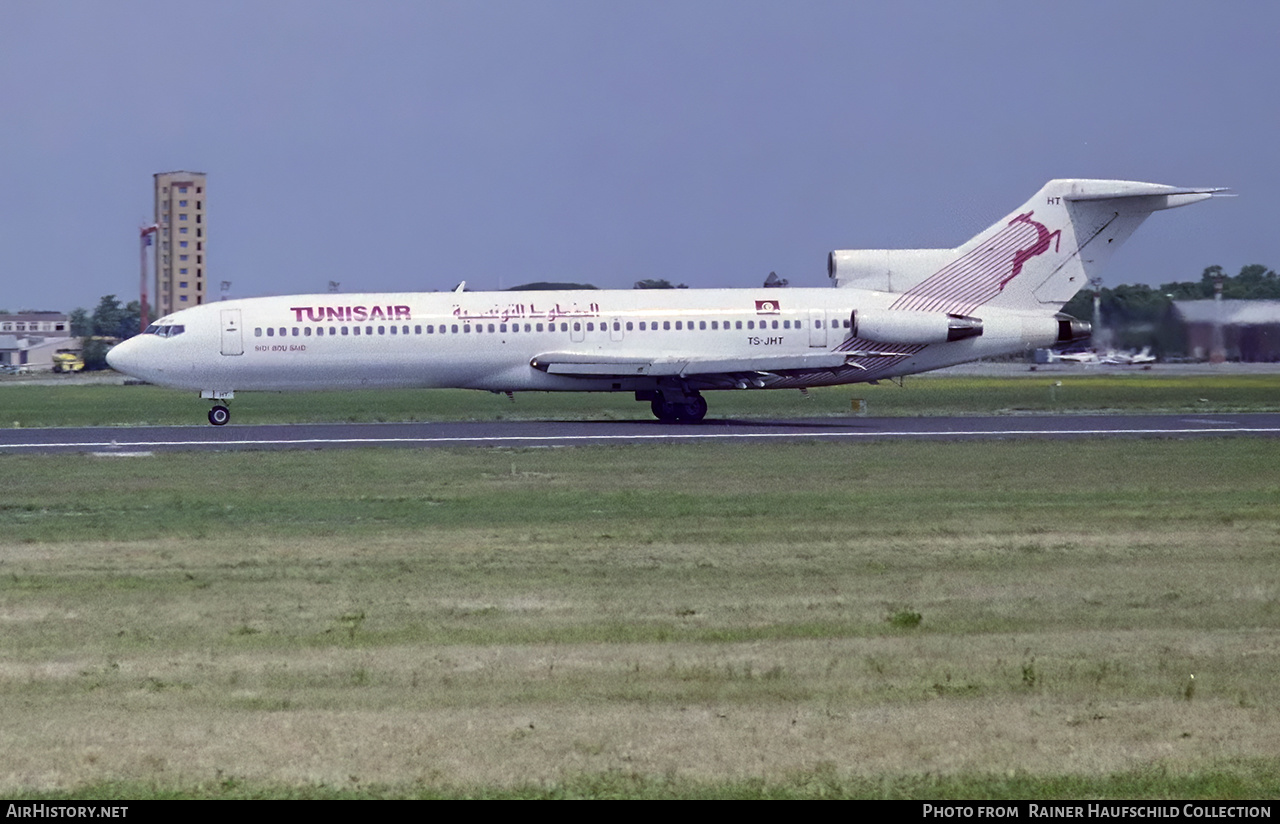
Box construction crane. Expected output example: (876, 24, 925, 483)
(139, 223, 160, 333)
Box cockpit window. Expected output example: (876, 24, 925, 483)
(144, 324, 186, 338)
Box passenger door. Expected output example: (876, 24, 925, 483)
(220, 309, 244, 356)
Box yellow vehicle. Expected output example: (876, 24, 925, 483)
(52, 350, 84, 373)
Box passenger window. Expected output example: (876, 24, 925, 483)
(663, 321, 670, 330)
(783, 320, 790, 329)
(354, 327, 361, 336)
(378, 326, 386, 335)
(330, 327, 337, 336)
(735, 321, 743, 330)
(613, 322, 620, 331)
(304, 327, 312, 337)
(625, 322, 633, 331)
(366, 326, 373, 335)
(292, 328, 300, 336)
(317, 327, 324, 337)
(536, 323, 544, 332)
(341, 327, 349, 335)
(389, 326, 396, 335)
(573, 322, 581, 332)
(279, 328, 286, 337)
(772, 321, 778, 329)
(452, 324, 459, 333)
(747, 321, 754, 330)
(254, 328, 262, 337)
(488, 324, 495, 333)
(844, 319, 851, 328)
(267, 328, 274, 337)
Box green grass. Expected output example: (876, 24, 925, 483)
(3, 439, 1279, 797)
(3, 371, 1280, 426)
(19, 762, 1280, 799)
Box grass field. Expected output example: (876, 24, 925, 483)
(3, 371, 1280, 427)
(3, 439, 1279, 798)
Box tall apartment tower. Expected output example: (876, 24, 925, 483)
(153, 171, 208, 317)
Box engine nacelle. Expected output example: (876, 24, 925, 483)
(851, 309, 983, 344)
(1055, 313, 1091, 344)
(828, 248, 956, 291)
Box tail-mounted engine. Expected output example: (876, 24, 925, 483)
(1055, 313, 1091, 344)
(850, 309, 984, 344)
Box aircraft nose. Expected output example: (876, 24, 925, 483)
(105, 338, 140, 377)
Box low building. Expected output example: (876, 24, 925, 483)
(0, 312, 75, 371)
(0, 312, 70, 336)
(1172, 300, 1280, 362)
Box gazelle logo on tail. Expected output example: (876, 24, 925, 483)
(1005, 212, 1061, 291)
(888, 208, 1065, 315)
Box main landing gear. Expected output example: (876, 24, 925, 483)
(208, 405, 230, 426)
(649, 392, 707, 424)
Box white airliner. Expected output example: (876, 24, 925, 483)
(107, 179, 1223, 425)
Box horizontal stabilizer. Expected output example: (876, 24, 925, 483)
(1061, 183, 1229, 214)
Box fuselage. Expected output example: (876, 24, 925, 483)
(106, 286, 1062, 395)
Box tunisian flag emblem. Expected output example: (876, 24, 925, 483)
(755, 300, 780, 314)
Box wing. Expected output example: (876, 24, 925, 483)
(529, 349, 909, 378)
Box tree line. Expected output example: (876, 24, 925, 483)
(66, 295, 148, 369)
(1060, 264, 1278, 353)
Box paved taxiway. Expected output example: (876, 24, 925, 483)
(3, 413, 1280, 454)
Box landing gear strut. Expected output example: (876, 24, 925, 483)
(649, 392, 707, 424)
(208, 405, 230, 426)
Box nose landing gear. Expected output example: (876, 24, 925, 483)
(200, 390, 235, 426)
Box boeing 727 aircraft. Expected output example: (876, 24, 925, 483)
(106, 179, 1223, 425)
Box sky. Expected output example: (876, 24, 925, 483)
(2, 0, 1276, 311)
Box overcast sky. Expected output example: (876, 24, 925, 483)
(2, 0, 1275, 311)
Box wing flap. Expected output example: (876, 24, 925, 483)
(530, 351, 903, 378)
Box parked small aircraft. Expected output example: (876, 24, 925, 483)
(1100, 347, 1157, 365)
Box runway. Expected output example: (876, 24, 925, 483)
(4, 413, 1280, 454)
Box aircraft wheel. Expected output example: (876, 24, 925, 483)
(650, 397, 681, 423)
(208, 405, 230, 426)
(680, 395, 708, 423)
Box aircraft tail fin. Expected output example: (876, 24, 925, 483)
(829, 180, 1226, 314)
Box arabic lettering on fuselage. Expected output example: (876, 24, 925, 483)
(451, 302, 602, 322)
(286, 302, 601, 323)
